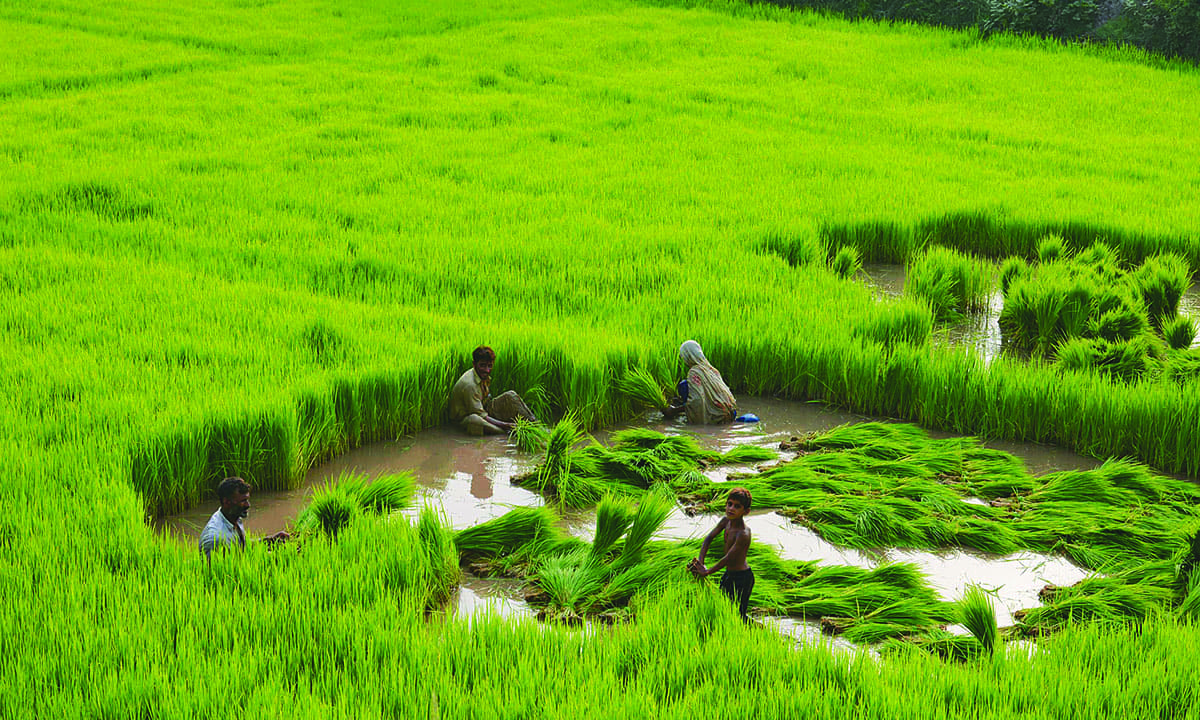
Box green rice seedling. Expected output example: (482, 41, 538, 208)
(615, 488, 675, 569)
(1178, 573, 1200, 621)
(867, 562, 930, 593)
(852, 505, 906, 547)
(540, 414, 585, 485)
(831, 246, 862, 280)
(1164, 348, 1200, 384)
(842, 621, 917, 644)
(947, 518, 1021, 554)
(958, 585, 999, 653)
(353, 472, 416, 514)
(1094, 458, 1169, 502)
(1028, 469, 1138, 506)
(795, 421, 930, 455)
(535, 549, 607, 615)
(453, 506, 562, 560)
(1037, 234, 1068, 263)
(1163, 316, 1195, 350)
(1016, 578, 1173, 633)
(611, 429, 720, 466)
(895, 632, 988, 661)
(418, 505, 461, 609)
(553, 469, 607, 508)
(851, 297, 933, 347)
(718, 445, 777, 464)
(591, 496, 635, 560)
(511, 418, 551, 453)
(617, 367, 668, 410)
(1132, 253, 1190, 328)
(296, 483, 359, 538)
(905, 246, 992, 321)
(998, 256, 1030, 294)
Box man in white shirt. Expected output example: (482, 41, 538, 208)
(199, 477, 288, 557)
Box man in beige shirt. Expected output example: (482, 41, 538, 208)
(450, 346, 537, 435)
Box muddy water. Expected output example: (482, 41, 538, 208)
(155, 396, 1105, 630)
(864, 263, 1200, 359)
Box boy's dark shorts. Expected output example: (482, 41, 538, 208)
(720, 567, 755, 620)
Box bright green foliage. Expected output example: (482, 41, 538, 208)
(618, 367, 669, 410)
(831, 246, 863, 280)
(1163, 316, 1196, 351)
(511, 418, 551, 453)
(852, 297, 934, 348)
(719, 444, 777, 464)
(10, 0, 1200, 713)
(521, 427, 771, 506)
(531, 494, 675, 618)
(998, 256, 1030, 294)
(997, 242, 1194, 382)
(293, 471, 415, 536)
(959, 585, 999, 653)
(418, 506, 462, 608)
(453, 506, 566, 560)
(905, 246, 993, 321)
(1131, 253, 1191, 328)
(1037, 234, 1068, 263)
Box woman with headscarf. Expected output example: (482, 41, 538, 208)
(663, 340, 737, 424)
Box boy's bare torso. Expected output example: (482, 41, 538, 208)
(721, 520, 751, 572)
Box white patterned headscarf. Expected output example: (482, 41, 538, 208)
(679, 340, 737, 424)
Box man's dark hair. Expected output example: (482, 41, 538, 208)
(217, 476, 251, 501)
(728, 487, 752, 510)
(473, 346, 496, 364)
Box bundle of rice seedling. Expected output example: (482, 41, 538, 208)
(614, 488, 674, 568)
(904, 246, 992, 321)
(296, 485, 359, 537)
(1164, 316, 1196, 350)
(591, 496, 634, 560)
(894, 632, 987, 662)
(511, 418, 551, 453)
(354, 472, 416, 514)
(998, 256, 1029, 294)
(1132, 253, 1190, 327)
(958, 585, 999, 653)
(453, 506, 561, 559)
(417, 506, 460, 608)
(830, 246, 862, 279)
(1178, 573, 1200, 621)
(719, 445, 777, 464)
(617, 367, 668, 410)
(1037, 234, 1067, 263)
(536, 550, 607, 612)
(1029, 469, 1138, 506)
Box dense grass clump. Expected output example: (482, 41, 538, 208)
(831, 246, 863, 279)
(293, 471, 415, 537)
(958, 585, 999, 653)
(904, 246, 992, 321)
(996, 241, 1192, 381)
(618, 367, 669, 410)
(852, 298, 933, 348)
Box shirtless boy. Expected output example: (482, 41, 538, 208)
(689, 487, 754, 620)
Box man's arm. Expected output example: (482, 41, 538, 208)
(483, 415, 514, 432)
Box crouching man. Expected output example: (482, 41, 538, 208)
(449, 346, 536, 435)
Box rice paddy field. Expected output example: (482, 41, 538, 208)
(6, 0, 1200, 716)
